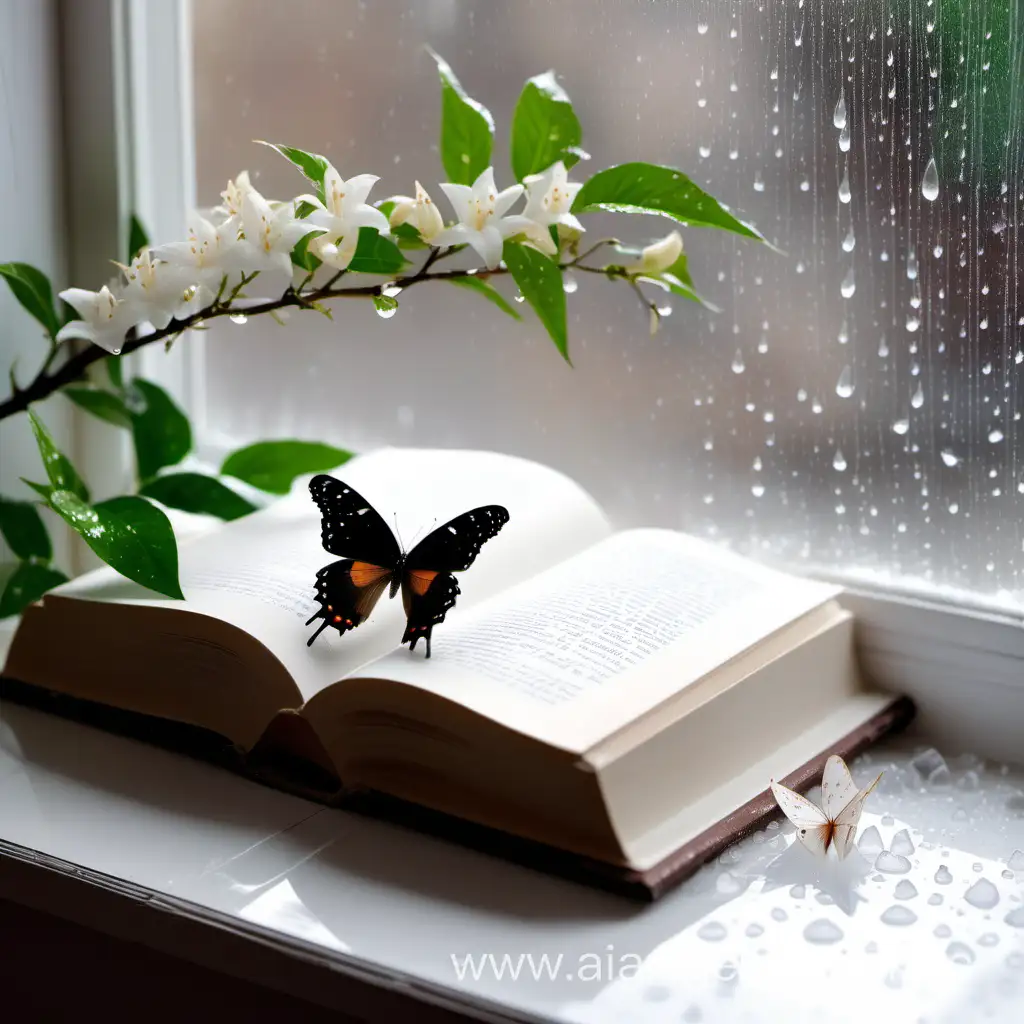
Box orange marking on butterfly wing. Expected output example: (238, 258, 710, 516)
(350, 561, 392, 588)
(407, 569, 438, 596)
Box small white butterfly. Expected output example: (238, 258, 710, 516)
(770, 754, 883, 859)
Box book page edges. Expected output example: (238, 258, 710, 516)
(2, 596, 303, 751)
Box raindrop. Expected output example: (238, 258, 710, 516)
(699, 145, 711, 159)
(751, 484, 765, 498)
(907, 251, 919, 280)
(935, 865, 953, 884)
(876, 851, 912, 874)
(803, 919, 844, 944)
(892, 418, 910, 436)
(941, 450, 960, 467)
(833, 91, 847, 129)
(964, 879, 999, 910)
(753, 172, 765, 192)
(946, 942, 976, 964)
(697, 20, 709, 35)
(906, 314, 921, 332)
(840, 268, 856, 297)
(838, 165, 852, 204)
(911, 383, 925, 409)
(698, 921, 728, 941)
(842, 225, 856, 251)
(375, 303, 397, 320)
(836, 366, 855, 398)
(989, 429, 1005, 443)
(731, 350, 745, 374)
(894, 880, 918, 900)
(833, 448, 847, 472)
(881, 905, 917, 925)
(839, 122, 851, 152)
(513, 293, 526, 303)
(922, 156, 940, 201)
(562, 271, 578, 294)
(229, 313, 248, 325)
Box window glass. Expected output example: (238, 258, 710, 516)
(192, 0, 1023, 605)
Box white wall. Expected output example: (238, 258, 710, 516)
(0, 0, 72, 571)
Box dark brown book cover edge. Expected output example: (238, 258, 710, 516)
(0, 675, 914, 901)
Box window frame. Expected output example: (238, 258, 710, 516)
(107, 0, 1024, 760)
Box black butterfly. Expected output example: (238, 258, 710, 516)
(305, 474, 510, 657)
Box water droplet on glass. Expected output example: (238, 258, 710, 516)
(978, 933, 1000, 947)
(840, 267, 856, 297)
(907, 250, 919, 280)
(858, 825, 884, 855)
(753, 172, 765, 192)
(842, 225, 856, 251)
(771, 907, 788, 922)
(751, 483, 766, 498)
(911, 382, 925, 409)
(562, 271, 578, 294)
(838, 165, 852, 204)
(891, 829, 915, 856)
(1008, 850, 1024, 872)
(745, 922, 764, 938)
(922, 156, 940, 201)
(832, 448, 848, 472)
(928, 893, 944, 906)
(698, 921, 728, 941)
(935, 865, 953, 885)
(881, 905, 917, 925)
(836, 365, 855, 398)
(906, 314, 920, 332)
(941, 449, 960, 467)
(964, 879, 999, 910)
(833, 91, 847, 129)
(718, 961, 739, 984)
(876, 851, 912, 874)
(895, 880, 918, 900)
(230, 313, 248, 325)
(803, 919, 844, 944)
(731, 350, 745, 374)
(892, 418, 910, 436)
(1004, 907, 1024, 928)
(697, 21, 709, 34)
(699, 145, 711, 159)
(989, 429, 1005, 443)
(946, 941, 975, 964)
(839, 122, 851, 152)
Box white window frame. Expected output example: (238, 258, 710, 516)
(79, 0, 1024, 761)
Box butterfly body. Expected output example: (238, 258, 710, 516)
(306, 475, 509, 657)
(770, 755, 882, 860)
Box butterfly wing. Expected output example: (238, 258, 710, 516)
(399, 506, 510, 657)
(770, 779, 831, 857)
(306, 559, 392, 646)
(400, 570, 460, 657)
(832, 771, 883, 859)
(821, 754, 859, 820)
(309, 475, 401, 564)
(306, 476, 401, 644)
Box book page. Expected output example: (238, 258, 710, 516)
(49, 448, 611, 701)
(357, 530, 841, 751)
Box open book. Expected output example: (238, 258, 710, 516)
(1, 448, 912, 899)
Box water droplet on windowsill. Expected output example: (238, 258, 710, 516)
(946, 941, 975, 964)
(964, 879, 999, 910)
(698, 920, 728, 941)
(881, 904, 917, 925)
(895, 880, 918, 900)
(803, 919, 843, 944)
(935, 865, 953, 884)
(876, 851, 912, 874)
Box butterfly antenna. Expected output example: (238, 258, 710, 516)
(406, 517, 438, 551)
(393, 512, 405, 553)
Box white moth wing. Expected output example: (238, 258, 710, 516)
(770, 780, 830, 857)
(832, 771, 884, 859)
(821, 754, 858, 820)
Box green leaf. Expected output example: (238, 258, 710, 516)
(294, 199, 319, 220)
(429, 49, 494, 185)
(348, 227, 409, 275)
(571, 163, 765, 241)
(106, 354, 124, 390)
(291, 230, 323, 272)
(447, 275, 522, 320)
(373, 294, 398, 315)
(140, 473, 258, 522)
(257, 141, 329, 204)
(376, 200, 397, 220)
(392, 222, 429, 249)
(0, 262, 60, 338)
(128, 378, 192, 483)
(0, 497, 52, 561)
(0, 562, 68, 619)
(49, 491, 183, 600)
(128, 213, 150, 261)
(502, 242, 569, 363)
(221, 440, 354, 495)
(21, 479, 53, 501)
(64, 386, 132, 428)
(28, 410, 90, 501)
(510, 71, 583, 181)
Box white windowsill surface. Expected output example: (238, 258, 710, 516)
(1, 599, 1022, 1023)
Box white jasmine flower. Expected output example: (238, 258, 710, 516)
(433, 166, 552, 269)
(56, 285, 136, 353)
(238, 189, 316, 297)
(386, 181, 445, 243)
(300, 164, 390, 271)
(522, 161, 584, 233)
(623, 230, 684, 276)
(213, 170, 254, 230)
(117, 251, 196, 329)
(152, 213, 252, 303)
